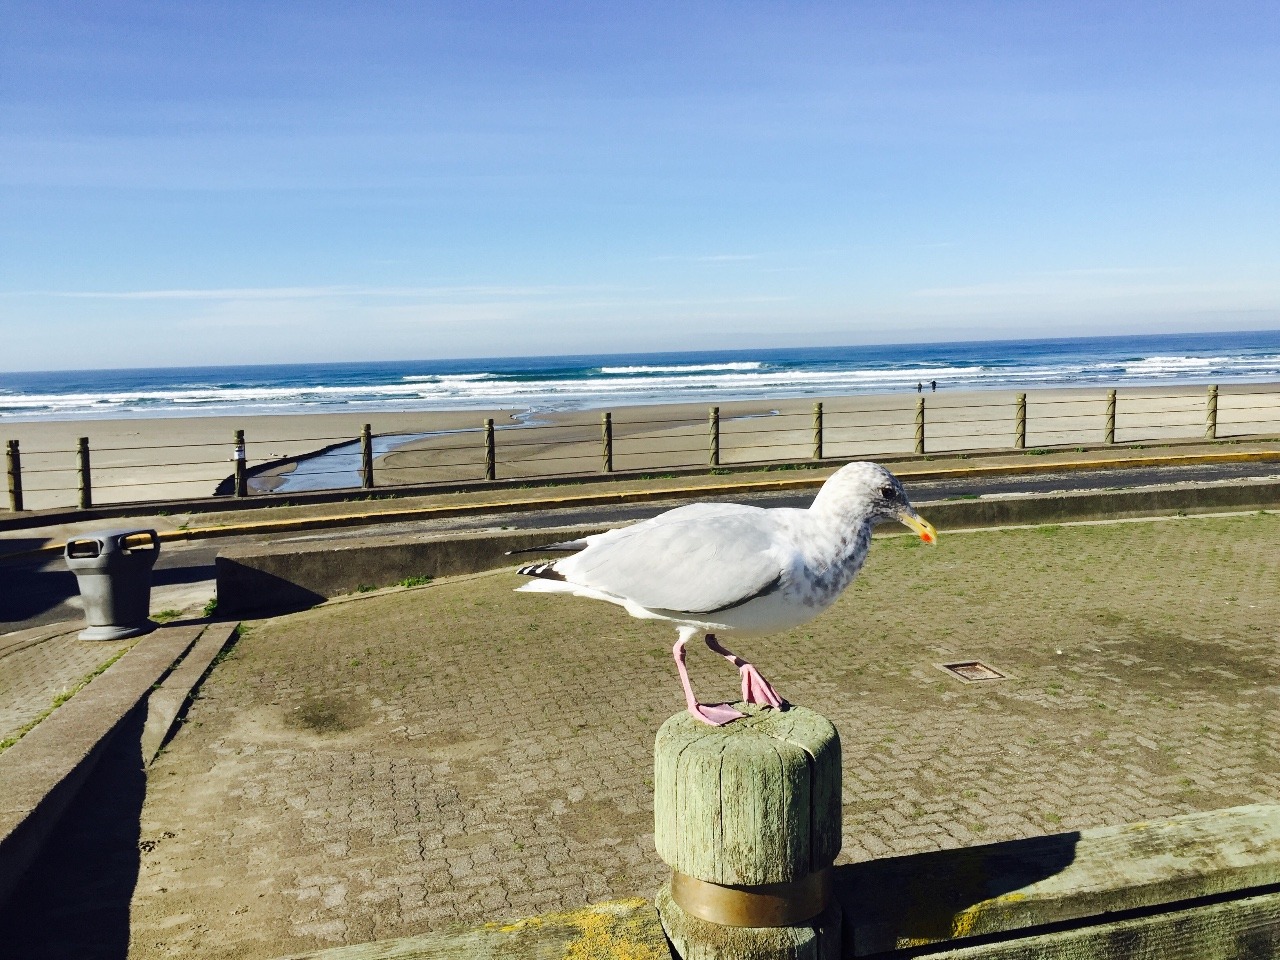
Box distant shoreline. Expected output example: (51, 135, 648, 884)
(4, 330, 1280, 423)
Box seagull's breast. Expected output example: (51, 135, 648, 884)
(789, 522, 873, 609)
(683, 520, 874, 637)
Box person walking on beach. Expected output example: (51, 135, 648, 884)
(931, 380, 937, 392)
(916, 382, 922, 393)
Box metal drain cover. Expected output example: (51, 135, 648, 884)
(937, 660, 1007, 683)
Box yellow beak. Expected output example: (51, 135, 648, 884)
(898, 510, 938, 544)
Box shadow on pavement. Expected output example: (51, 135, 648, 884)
(0, 707, 146, 959)
(0, 565, 79, 624)
(0, 557, 214, 629)
(0, 537, 55, 558)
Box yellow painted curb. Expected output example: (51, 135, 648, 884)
(9, 448, 1280, 560)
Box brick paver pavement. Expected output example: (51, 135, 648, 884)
(0, 624, 137, 745)
(129, 513, 1280, 959)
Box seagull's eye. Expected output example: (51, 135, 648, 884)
(879, 483, 897, 500)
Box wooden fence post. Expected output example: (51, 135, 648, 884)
(915, 397, 925, 455)
(5, 440, 22, 512)
(602, 411, 614, 473)
(813, 402, 823, 460)
(484, 419, 496, 481)
(1015, 393, 1027, 449)
(654, 706, 843, 958)
(709, 407, 720, 467)
(1206, 385, 1218, 441)
(1105, 390, 1117, 445)
(234, 429, 247, 497)
(77, 436, 92, 509)
(361, 423, 374, 489)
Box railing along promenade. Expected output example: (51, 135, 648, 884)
(4, 384, 1280, 513)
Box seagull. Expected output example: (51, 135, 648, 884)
(515, 462, 937, 725)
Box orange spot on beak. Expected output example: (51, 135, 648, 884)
(900, 512, 938, 544)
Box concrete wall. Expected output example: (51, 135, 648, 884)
(919, 480, 1280, 530)
(216, 526, 606, 615)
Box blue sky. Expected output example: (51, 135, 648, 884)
(3, 1, 1279, 370)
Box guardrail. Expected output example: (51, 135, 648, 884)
(5, 384, 1279, 512)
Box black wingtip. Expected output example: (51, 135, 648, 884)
(516, 561, 566, 581)
(506, 538, 589, 557)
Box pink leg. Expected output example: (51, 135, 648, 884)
(673, 627, 744, 726)
(705, 634, 787, 710)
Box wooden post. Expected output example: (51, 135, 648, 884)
(1015, 393, 1027, 449)
(360, 423, 374, 489)
(1206, 384, 1218, 441)
(709, 406, 720, 467)
(1105, 390, 1117, 445)
(233, 429, 247, 497)
(5, 440, 22, 512)
(602, 411, 614, 473)
(914, 397, 925, 455)
(812, 402, 823, 461)
(77, 436, 92, 509)
(484, 419, 496, 481)
(654, 706, 842, 959)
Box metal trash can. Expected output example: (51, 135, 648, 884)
(64, 529, 160, 640)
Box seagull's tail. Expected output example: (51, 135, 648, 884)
(515, 560, 567, 581)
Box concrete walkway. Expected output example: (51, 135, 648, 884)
(0, 619, 239, 956)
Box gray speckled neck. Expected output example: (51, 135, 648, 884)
(789, 512, 876, 610)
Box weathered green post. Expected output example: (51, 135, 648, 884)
(484, 419, 496, 481)
(233, 429, 247, 497)
(709, 407, 720, 467)
(77, 436, 92, 509)
(1015, 393, 1027, 449)
(654, 705, 842, 959)
(602, 411, 614, 473)
(360, 423, 374, 489)
(914, 397, 925, 455)
(812, 402, 823, 461)
(5, 440, 22, 512)
(1206, 384, 1218, 440)
(1105, 390, 1117, 445)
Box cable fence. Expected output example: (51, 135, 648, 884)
(5, 384, 1280, 512)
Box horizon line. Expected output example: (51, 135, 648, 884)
(3, 327, 1280, 378)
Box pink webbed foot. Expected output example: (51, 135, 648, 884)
(689, 702, 746, 726)
(740, 664, 787, 709)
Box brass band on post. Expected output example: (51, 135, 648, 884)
(670, 868, 831, 928)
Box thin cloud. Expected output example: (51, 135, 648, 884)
(652, 253, 762, 263)
(5, 284, 599, 301)
(911, 269, 1246, 301)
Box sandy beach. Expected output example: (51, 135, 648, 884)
(3, 383, 1279, 512)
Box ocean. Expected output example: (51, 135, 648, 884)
(3, 330, 1280, 422)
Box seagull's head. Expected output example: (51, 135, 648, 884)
(813, 462, 938, 544)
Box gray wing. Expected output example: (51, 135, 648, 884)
(554, 503, 792, 613)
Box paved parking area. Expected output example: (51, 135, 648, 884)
(126, 512, 1280, 959)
